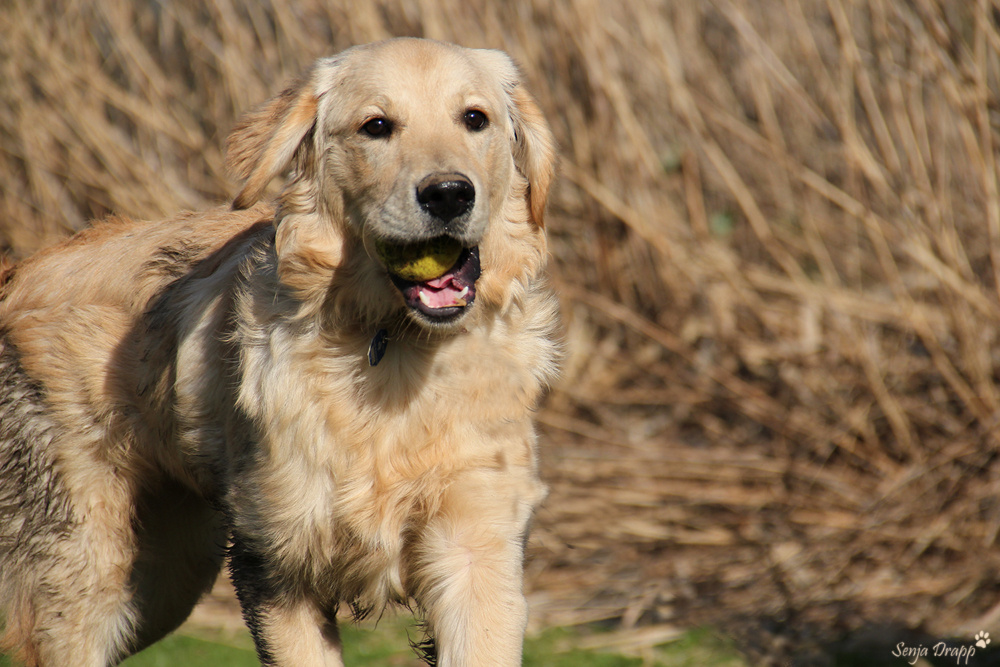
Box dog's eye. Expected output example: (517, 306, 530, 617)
(463, 110, 488, 131)
(361, 117, 392, 138)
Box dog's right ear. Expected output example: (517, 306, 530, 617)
(226, 72, 319, 210)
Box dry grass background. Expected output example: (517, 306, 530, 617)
(4, 0, 1000, 663)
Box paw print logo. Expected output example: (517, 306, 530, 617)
(976, 631, 991, 649)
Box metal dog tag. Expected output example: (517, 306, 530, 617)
(368, 329, 389, 366)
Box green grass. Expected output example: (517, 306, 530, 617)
(120, 635, 255, 667)
(0, 622, 747, 666)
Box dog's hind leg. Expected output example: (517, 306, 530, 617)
(2, 465, 142, 666)
(0, 342, 139, 666)
(3, 469, 223, 666)
(0, 314, 226, 666)
(0, 398, 214, 663)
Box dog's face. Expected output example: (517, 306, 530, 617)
(226, 39, 555, 329)
(321, 42, 508, 248)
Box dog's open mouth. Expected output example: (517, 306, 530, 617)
(384, 245, 481, 322)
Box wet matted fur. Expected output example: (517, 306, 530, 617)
(0, 38, 559, 667)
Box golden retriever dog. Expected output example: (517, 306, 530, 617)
(0, 38, 559, 666)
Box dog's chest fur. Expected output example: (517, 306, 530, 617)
(145, 218, 560, 607)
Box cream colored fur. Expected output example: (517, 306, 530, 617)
(0, 38, 559, 667)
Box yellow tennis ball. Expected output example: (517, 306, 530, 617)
(375, 237, 464, 282)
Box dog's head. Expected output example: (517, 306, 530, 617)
(226, 38, 555, 330)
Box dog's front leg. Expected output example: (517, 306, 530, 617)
(229, 534, 343, 667)
(412, 469, 545, 667)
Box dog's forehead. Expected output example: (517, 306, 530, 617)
(325, 40, 510, 115)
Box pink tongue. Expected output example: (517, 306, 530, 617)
(417, 274, 468, 309)
(424, 274, 454, 289)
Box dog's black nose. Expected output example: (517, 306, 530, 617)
(416, 174, 475, 223)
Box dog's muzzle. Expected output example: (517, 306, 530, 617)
(387, 245, 481, 323)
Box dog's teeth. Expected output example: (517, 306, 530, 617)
(456, 286, 469, 299)
(454, 298, 467, 307)
(418, 290, 431, 306)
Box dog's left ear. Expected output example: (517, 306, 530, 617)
(476, 49, 557, 227)
(508, 83, 557, 227)
(226, 71, 319, 210)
